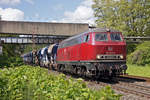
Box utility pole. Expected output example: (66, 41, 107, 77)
(32, 25, 38, 65)
(0, 41, 2, 55)
(0, 15, 2, 55)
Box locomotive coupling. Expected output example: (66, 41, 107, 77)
(120, 64, 127, 74)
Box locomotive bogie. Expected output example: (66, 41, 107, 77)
(57, 60, 127, 78)
(94, 62, 127, 77)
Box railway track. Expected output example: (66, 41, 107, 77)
(86, 76, 150, 99)
(112, 82, 150, 98)
(88, 81, 150, 99)
(114, 75, 150, 98)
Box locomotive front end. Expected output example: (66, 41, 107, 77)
(92, 29, 127, 77)
(56, 28, 127, 78)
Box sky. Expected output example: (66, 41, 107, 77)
(0, 0, 95, 25)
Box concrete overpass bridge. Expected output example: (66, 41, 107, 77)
(0, 20, 150, 44)
(0, 20, 89, 36)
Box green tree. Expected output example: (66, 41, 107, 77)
(93, 0, 150, 36)
(0, 44, 23, 67)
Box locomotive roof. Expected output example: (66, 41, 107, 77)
(61, 28, 121, 43)
(89, 28, 120, 33)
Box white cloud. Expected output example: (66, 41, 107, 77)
(0, 0, 34, 5)
(81, 0, 94, 7)
(51, 0, 95, 25)
(64, 6, 93, 20)
(0, 8, 24, 21)
(0, 0, 20, 5)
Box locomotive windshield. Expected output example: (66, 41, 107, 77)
(110, 33, 122, 41)
(95, 33, 108, 41)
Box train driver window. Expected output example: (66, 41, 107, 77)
(83, 34, 89, 42)
(95, 33, 108, 41)
(110, 33, 122, 41)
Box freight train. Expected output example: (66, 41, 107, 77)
(22, 28, 127, 78)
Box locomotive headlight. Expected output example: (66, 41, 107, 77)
(120, 55, 124, 59)
(96, 55, 101, 59)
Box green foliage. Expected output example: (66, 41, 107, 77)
(23, 44, 47, 54)
(0, 43, 46, 68)
(127, 41, 150, 65)
(127, 64, 150, 77)
(93, 0, 150, 36)
(91, 86, 122, 100)
(126, 44, 137, 54)
(0, 66, 121, 100)
(0, 44, 23, 68)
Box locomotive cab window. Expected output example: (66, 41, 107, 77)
(110, 33, 122, 41)
(83, 34, 89, 42)
(95, 33, 108, 41)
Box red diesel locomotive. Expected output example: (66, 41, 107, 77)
(56, 28, 127, 78)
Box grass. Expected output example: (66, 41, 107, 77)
(127, 64, 150, 78)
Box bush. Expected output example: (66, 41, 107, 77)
(0, 44, 23, 68)
(0, 66, 121, 100)
(127, 41, 150, 65)
(126, 44, 137, 54)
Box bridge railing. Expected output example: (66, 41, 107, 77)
(124, 37, 150, 43)
(0, 36, 68, 44)
(0, 36, 150, 44)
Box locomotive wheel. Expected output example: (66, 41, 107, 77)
(72, 65, 76, 74)
(58, 64, 65, 72)
(81, 66, 86, 78)
(76, 67, 82, 76)
(57, 64, 62, 72)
